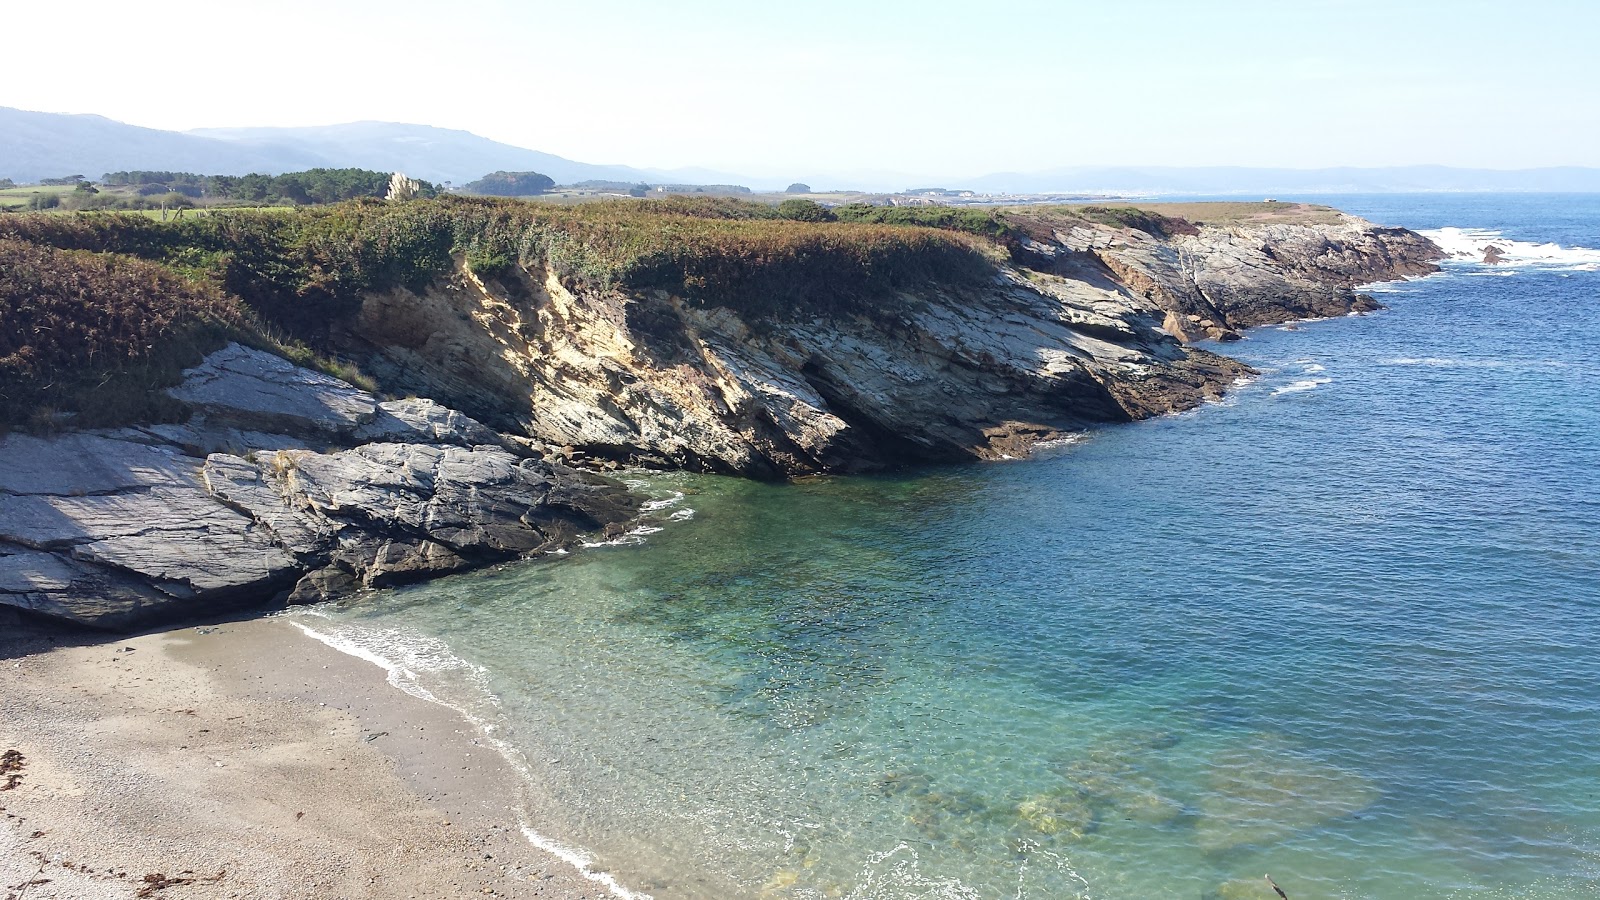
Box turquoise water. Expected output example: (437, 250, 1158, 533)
(294, 195, 1600, 899)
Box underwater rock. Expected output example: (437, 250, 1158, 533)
(1194, 735, 1380, 851)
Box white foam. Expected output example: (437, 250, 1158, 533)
(1302, 363, 1327, 374)
(667, 508, 696, 522)
(1422, 226, 1600, 272)
(638, 491, 684, 513)
(519, 824, 654, 900)
(288, 619, 485, 705)
(289, 616, 653, 899)
(582, 525, 665, 548)
(1271, 377, 1331, 396)
(1383, 356, 1566, 370)
(1029, 433, 1088, 456)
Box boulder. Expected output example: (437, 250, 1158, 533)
(167, 343, 378, 438)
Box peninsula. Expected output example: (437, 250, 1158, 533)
(0, 198, 1440, 630)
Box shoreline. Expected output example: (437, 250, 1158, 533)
(0, 616, 637, 900)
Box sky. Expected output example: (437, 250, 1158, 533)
(6, 0, 1599, 180)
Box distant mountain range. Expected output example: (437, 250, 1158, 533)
(959, 165, 1600, 195)
(0, 108, 741, 187)
(4, 106, 1599, 195)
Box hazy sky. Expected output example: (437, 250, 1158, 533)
(7, 0, 1597, 179)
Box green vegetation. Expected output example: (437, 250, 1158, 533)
(775, 198, 835, 222)
(832, 204, 1015, 240)
(91, 168, 439, 208)
(207, 168, 439, 204)
(462, 171, 555, 196)
(0, 239, 243, 429)
(785, 183, 811, 193)
(1062, 206, 1196, 237)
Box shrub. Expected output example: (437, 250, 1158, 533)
(776, 199, 835, 222)
(462, 171, 555, 196)
(0, 239, 245, 428)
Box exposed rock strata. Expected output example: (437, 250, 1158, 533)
(339, 213, 1439, 477)
(0, 346, 636, 629)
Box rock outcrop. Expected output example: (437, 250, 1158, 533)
(0, 346, 637, 629)
(337, 211, 1438, 478)
(1017, 212, 1442, 341)
(0, 205, 1441, 629)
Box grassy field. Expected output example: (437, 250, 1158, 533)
(0, 185, 297, 217)
(1039, 200, 1347, 227)
(0, 184, 78, 211)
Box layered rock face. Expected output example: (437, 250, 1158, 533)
(0, 346, 636, 629)
(1018, 212, 1443, 342)
(341, 212, 1439, 478)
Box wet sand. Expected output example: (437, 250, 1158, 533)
(0, 616, 622, 900)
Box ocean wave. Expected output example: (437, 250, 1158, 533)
(1422, 226, 1600, 272)
(638, 491, 685, 513)
(1383, 356, 1570, 370)
(287, 616, 487, 705)
(288, 615, 653, 899)
(582, 524, 666, 548)
(1271, 377, 1331, 396)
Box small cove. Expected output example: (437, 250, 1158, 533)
(293, 194, 1600, 899)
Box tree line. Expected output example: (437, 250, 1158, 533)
(98, 168, 439, 204)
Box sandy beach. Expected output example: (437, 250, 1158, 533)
(0, 616, 622, 900)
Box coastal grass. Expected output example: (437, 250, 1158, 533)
(0, 239, 246, 430)
(1085, 201, 1346, 227)
(0, 198, 1000, 326)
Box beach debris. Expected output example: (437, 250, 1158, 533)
(1266, 873, 1289, 898)
(0, 749, 24, 790)
(363, 731, 390, 742)
(134, 870, 224, 897)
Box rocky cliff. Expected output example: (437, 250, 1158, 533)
(334, 206, 1440, 478)
(0, 200, 1441, 629)
(0, 345, 636, 629)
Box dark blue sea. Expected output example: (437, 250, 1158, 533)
(291, 194, 1600, 899)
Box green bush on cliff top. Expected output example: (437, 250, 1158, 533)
(0, 239, 244, 428)
(0, 197, 999, 325)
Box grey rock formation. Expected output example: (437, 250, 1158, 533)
(0, 347, 637, 629)
(1078, 216, 1442, 340)
(168, 343, 379, 439)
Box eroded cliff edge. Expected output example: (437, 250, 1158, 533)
(337, 203, 1441, 478)
(0, 199, 1441, 627)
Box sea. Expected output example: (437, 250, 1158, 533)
(287, 194, 1600, 899)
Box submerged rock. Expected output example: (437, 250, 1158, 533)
(1193, 735, 1380, 851)
(1017, 792, 1096, 839)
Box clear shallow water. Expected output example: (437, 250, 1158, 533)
(293, 194, 1600, 899)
